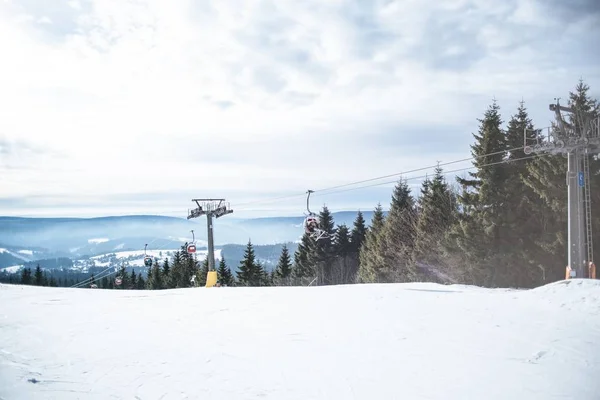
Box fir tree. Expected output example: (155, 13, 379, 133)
(130, 269, 137, 288)
(162, 258, 170, 281)
(168, 250, 185, 288)
(358, 203, 386, 283)
(34, 265, 43, 286)
(350, 210, 367, 254)
(274, 244, 293, 285)
(380, 179, 418, 282)
(332, 224, 353, 284)
(293, 233, 315, 284)
(137, 274, 146, 289)
(146, 259, 163, 290)
(312, 205, 337, 285)
(217, 256, 235, 286)
(236, 240, 262, 286)
(412, 165, 458, 280)
(450, 100, 510, 286)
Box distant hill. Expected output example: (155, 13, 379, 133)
(0, 211, 383, 268)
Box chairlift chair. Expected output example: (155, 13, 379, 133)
(187, 230, 197, 254)
(143, 243, 153, 267)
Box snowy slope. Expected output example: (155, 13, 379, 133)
(0, 279, 599, 399)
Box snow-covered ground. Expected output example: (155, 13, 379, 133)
(1, 279, 599, 399)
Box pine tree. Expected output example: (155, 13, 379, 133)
(358, 203, 386, 283)
(332, 224, 353, 284)
(236, 240, 262, 286)
(34, 265, 43, 286)
(350, 210, 367, 254)
(90, 273, 96, 287)
(162, 258, 170, 281)
(502, 100, 548, 287)
(348, 210, 368, 282)
(312, 205, 337, 285)
(137, 274, 146, 289)
(146, 259, 163, 290)
(380, 179, 418, 282)
(292, 233, 315, 284)
(130, 269, 137, 288)
(168, 250, 184, 288)
(217, 256, 235, 286)
(49, 276, 57, 287)
(274, 244, 293, 285)
(412, 165, 458, 281)
(101, 276, 108, 289)
(450, 99, 510, 286)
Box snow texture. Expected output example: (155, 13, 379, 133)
(0, 279, 599, 399)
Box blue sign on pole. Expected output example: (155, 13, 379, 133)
(579, 172, 584, 187)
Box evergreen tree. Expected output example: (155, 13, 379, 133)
(292, 233, 315, 284)
(347, 210, 368, 282)
(34, 265, 43, 286)
(380, 179, 418, 282)
(274, 244, 293, 285)
(412, 165, 458, 280)
(450, 100, 510, 286)
(350, 210, 367, 254)
(49, 276, 57, 287)
(236, 240, 262, 286)
(130, 269, 137, 288)
(137, 274, 146, 289)
(312, 205, 337, 285)
(162, 258, 170, 281)
(101, 276, 109, 289)
(146, 259, 163, 290)
(90, 273, 96, 287)
(168, 250, 185, 288)
(502, 100, 549, 287)
(217, 256, 235, 286)
(358, 203, 386, 283)
(332, 224, 353, 284)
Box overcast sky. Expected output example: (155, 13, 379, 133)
(0, 0, 599, 218)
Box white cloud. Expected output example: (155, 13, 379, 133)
(0, 0, 598, 217)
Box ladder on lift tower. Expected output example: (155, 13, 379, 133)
(583, 150, 593, 275)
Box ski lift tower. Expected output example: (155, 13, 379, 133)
(524, 99, 600, 279)
(187, 198, 233, 287)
